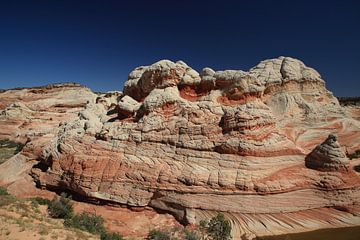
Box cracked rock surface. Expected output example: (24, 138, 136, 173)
(1, 58, 360, 239)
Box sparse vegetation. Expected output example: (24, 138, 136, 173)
(1, 189, 232, 240)
(51, 232, 59, 239)
(64, 212, 105, 234)
(147, 229, 172, 240)
(205, 214, 232, 240)
(64, 211, 125, 240)
(347, 149, 360, 160)
(48, 193, 74, 219)
(183, 229, 201, 240)
(29, 197, 51, 206)
(0, 190, 99, 240)
(38, 224, 50, 235)
(100, 231, 124, 240)
(0, 186, 9, 196)
(145, 214, 231, 240)
(0, 186, 17, 206)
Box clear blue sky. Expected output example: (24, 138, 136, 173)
(0, 0, 359, 96)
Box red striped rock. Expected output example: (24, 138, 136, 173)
(1, 57, 360, 239)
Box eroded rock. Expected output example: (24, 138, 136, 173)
(1, 58, 360, 239)
(305, 134, 350, 172)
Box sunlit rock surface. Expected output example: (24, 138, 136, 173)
(1, 58, 360, 239)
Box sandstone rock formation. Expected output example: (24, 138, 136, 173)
(305, 134, 350, 172)
(1, 58, 360, 239)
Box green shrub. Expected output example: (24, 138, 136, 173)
(207, 213, 232, 240)
(29, 197, 51, 206)
(48, 193, 73, 219)
(100, 231, 124, 240)
(184, 229, 200, 240)
(147, 229, 171, 240)
(199, 219, 208, 232)
(64, 212, 105, 234)
(348, 149, 360, 160)
(0, 187, 17, 206)
(0, 186, 9, 196)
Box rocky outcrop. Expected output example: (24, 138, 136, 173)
(305, 134, 350, 172)
(1, 57, 360, 239)
(124, 60, 201, 101)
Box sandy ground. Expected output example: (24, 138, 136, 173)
(74, 202, 181, 238)
(3, 185, 181, 239)
(0, 198, 98, 240)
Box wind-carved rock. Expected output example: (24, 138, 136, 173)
(124, 60, 201, 101)
(117, 96, 141, 119)
(221, 101, 275, 134)
(1, 58, 360, 239)
(305, 134, 350, 172)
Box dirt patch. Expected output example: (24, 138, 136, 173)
(0, 194, 98, 240)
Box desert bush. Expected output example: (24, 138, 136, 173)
(0, 196, 16, 206)
(354, 165, 360, 173)
(183, 229, 200, 240)
(48, 193, 73, 219)
(348, 149, 360, 160)
(147, 229, 171, 240)
(64, 212, 105, 234)
(38, 224, 50, 235)
(0, 186, 9, 195)
(0, 187, 17, 206)
(29, 197, 51, 206)
(100, 231, 124, 240)
(207, 213, 232, 240)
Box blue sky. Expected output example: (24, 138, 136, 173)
(0, 0, 359, 96)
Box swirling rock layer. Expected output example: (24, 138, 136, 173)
(1, 58, 360, 239)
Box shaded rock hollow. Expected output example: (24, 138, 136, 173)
(0, 57, 360, 239)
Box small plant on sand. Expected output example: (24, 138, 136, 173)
(0, 187, 17, 206)
(147, 229, 171, 240)
(48, 193, 73, 219)
(183, 229, 201, 240)
(29, 197, 51, 206)
(206, 213, 232, 240)
(0, 186, 9, 196)
(100, 231, 124, 240)
(38, 224, 50, 235)
(347, 149, 360, 160)
(64, 212, 105, 234)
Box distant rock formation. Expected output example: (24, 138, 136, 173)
(338, 97, 360, 106)
(1, 57, 360, 239)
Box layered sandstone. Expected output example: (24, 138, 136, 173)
(305, 134, 350, 172)
(1, 57, 360, 239)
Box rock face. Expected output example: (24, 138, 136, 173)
(1, 58, 360, 239)
(305, 134, 350, 171)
